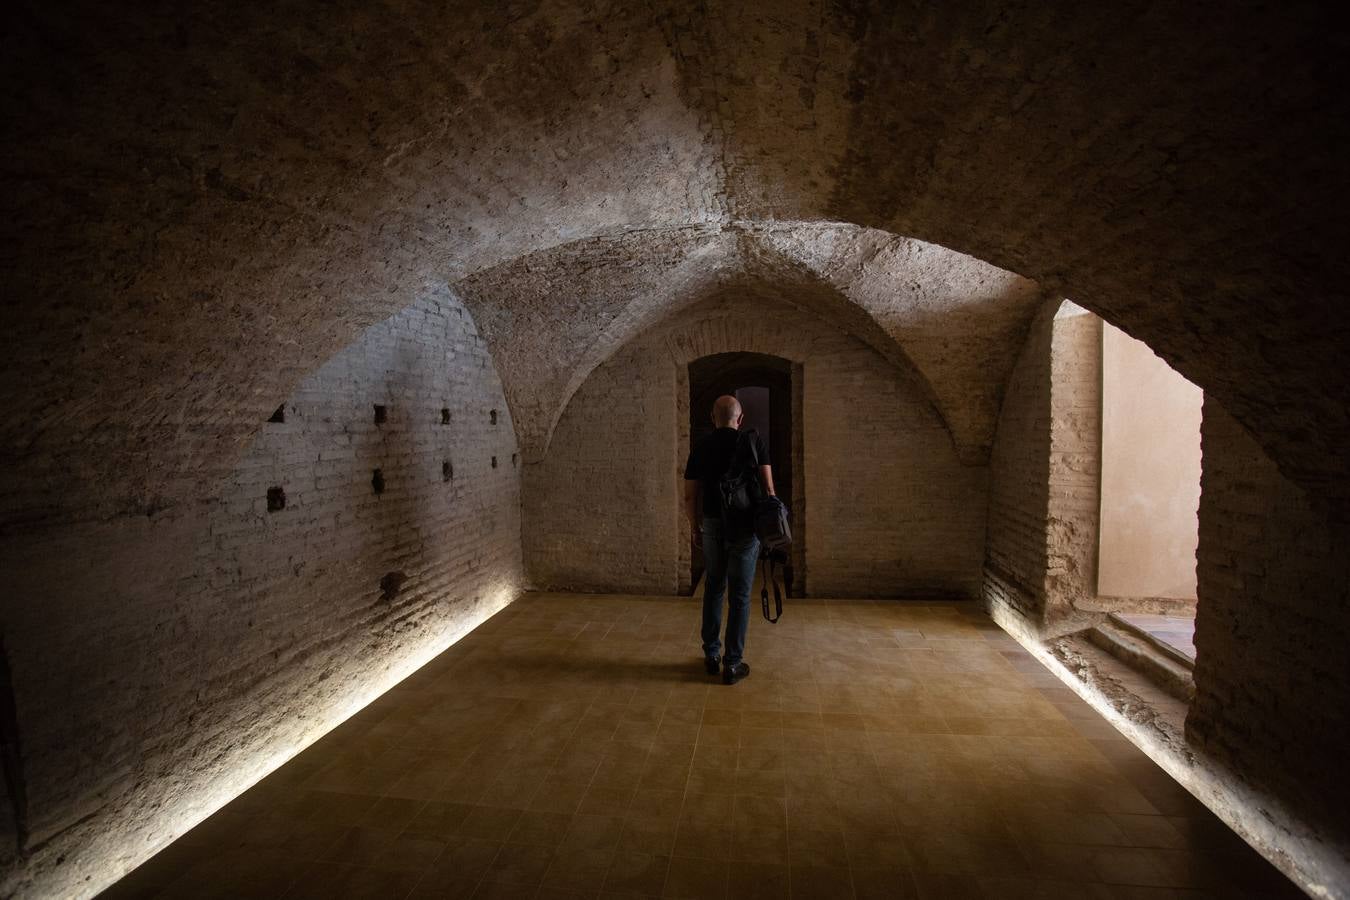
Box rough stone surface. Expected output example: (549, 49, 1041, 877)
(0, 290, 522, 897)
(1045, 307, 1104, 615)
(1191, 400, 1350, 892)
(6, 1, 1347, 525)
(527, 293, 985, 598)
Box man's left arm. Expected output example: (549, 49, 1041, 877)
(758, 465, 776, 497)
(756, 434, 776, 497)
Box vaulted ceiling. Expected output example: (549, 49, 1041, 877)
(4, 0, 1347, 524)
(455, 223, 1042, 464)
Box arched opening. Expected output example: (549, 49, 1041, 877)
(686, 352, 803, 595)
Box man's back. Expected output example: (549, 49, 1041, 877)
(684, 427, 770, 518)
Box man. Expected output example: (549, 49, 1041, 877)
(683, 394, 776, 685)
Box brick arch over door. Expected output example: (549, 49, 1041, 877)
(657, 307, 969, 597)
(525, 295, 983, 599)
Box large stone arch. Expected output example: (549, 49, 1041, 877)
(4, 3, 1349, 895)
(4, 0, 1347, 529)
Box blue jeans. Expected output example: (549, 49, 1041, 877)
(701, 516, 760, 666)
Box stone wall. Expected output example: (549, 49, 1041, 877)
(1045, 307, 1103, 616)
(525, 295, 986, 598)
(984, 301, 1101, 634)
(0, 289, 523, 898)
(1190, 400, 1350, 881)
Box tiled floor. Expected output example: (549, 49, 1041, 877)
(105, 593, 1299, 899)
(1115, 613, 1198, 660)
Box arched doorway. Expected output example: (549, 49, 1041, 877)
(687, 352, 804, 595)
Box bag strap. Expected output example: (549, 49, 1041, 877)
(760, 552, 782, 624)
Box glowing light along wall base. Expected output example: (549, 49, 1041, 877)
(987, 601, 1346, 900)
(80, 585, 519, 900)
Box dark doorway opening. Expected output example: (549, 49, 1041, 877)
(688, 352, 801, 596)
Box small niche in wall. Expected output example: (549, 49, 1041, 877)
(372, 468, 385, 494)
(268, 405, 285, 424)
(511, 453, 518, 468)
(491, 456, 498, 469)
(442, 460, 453, 482)
(267, 486, 286, 512)
(489, 409, 498, 425)
(374, 404, 388, 425)
(440, 407, 451, 425)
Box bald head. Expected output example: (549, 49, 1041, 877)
(712, 395, 743, 428)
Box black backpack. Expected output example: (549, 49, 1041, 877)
(716, 428, 764, 521)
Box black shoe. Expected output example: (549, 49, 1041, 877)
(704, 655, 721, 675)
(722, 661, 750, 685)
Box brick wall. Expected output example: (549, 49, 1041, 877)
(984, 301, 1102, 633)
(522, 341, 678, 593)
(804, 326, 987, 598)
(985, 303, 1054, 623)
(0, 288, 522, 898)
(526, 295, 986, 598)
(1190, 400, 1350, 865)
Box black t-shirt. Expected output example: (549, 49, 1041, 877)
(684, 427, 771, 517)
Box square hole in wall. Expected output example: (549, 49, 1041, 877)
(442, 460, 453, 482)
(372, 468, 385, 494)
(268, 405, 285, 424)
(267, 486, 286, 512)
(374, 404, 387, 425)
(491, 456, 498, 469)
(441, 407, 451, 425)
(490, 409, 498, 425)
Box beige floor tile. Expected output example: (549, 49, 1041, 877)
(559, 814, 627, 854)
(319, 825, 447, 871)
(287, 862, 425, 900)
(542, 848, 615, 892)
(787, 828, 850, 869)
(628, 788, 685, 821)
(620, 817, 680, 856)
(672, 823, 731, 861)
(662, 856, 728, 899)
(508, 810, 575, 847)
(603, 850, 670, 897)
(723, 862, 789, 899)
(484, 842, 556, 885)
(788, 864, 852, 900)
